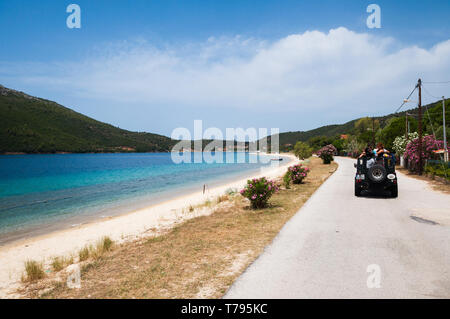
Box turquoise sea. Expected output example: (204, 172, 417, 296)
(0, 152, 285, 244)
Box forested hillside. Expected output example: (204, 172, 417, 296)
(270, 98, 449, 152)
(0, 85, 176, 153)
(1, 84, 448, 155)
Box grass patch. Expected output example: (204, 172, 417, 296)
(22, 157, 337, 299)
(99, 236, 113, 252)
(51, 256, 74, 272)
(78, 246, 90, 262)
(91, 237, 114, 260)
(23, 260, 45, 282)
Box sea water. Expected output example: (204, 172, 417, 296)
(0, 152, 285, 244)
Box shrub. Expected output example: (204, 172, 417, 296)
(392, 132, 419, 155)
(321, 153, 333, 164)
(286, 164, 310, 184)
(317, 144, 337, 164)
(293, 141, 313, 160)
(240, 177, 279, 209)
(425, 161, 450, 180)
(404, 135, 448, 172)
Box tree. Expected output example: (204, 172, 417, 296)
(378, 117, 417, 150)
(354, 117, 380, 145)
(435, 126, 450, 141)
(354, 117, 379, 134)
(331, 138, 345, 153)
(344, 136, 365, 158)
(293, 141, 312, 160)
(307, 136, 334, 151)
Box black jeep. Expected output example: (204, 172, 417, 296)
(354, 152, 398, 198)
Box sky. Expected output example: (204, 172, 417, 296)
(1, 0, 450, 137)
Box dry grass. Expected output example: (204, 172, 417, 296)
(21, 157, 337, 299)
(98, 236, 113, 253)
(216, 194, 229, 203)
(77, 236, 114, 261)
(397, 167, 450, 194)
(90, 236, 114, 260)
(22, 260, 45, 282)
(51, 256, 74, 272)
(78, 246, 90, 262)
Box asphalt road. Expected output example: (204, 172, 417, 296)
(225, 157, 450, 298)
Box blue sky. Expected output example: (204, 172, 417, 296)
(1, 0, 450, 136)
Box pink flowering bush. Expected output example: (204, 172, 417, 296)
(317, 144, 337, 164)
(286, 164, 310, 184)
(240, 177, 279, 209)
(404, 135, 448, 172)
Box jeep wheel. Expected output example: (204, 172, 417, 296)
(391, 185, 398, 198)
(368, 164, 387, 183)
(355, 183, 361, 197)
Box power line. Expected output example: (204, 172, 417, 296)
(404, 112, 444, 117)
(425, 106, 437, 138)
(395, 85, 417, 113)
(422, 80, 450, 84)
(422, 84, 442, 100)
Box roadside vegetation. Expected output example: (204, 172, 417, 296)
(283, 99, 448, 180)
(20, 236, 114, 288)
(278, 98, 449, 154)
(424, 161, 450, 180)
(19, 157, 337, 299)
(239, 177, 279, 209)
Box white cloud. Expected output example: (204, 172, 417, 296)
(3, 27, 450, 118)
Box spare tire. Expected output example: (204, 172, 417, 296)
(368, 164, 387, 183)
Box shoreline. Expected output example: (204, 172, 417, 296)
(0, 155, 288, 246)
(0, 153, 298, 297)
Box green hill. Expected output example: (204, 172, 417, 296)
(271, 120, 358, 146)
(0, 85, 176, 153)
(270, 98, 449, 150)
(1, 84, 447, 154)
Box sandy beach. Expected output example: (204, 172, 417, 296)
(0, 153, 299, 298)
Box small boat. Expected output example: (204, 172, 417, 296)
(271, 158, 283, 161)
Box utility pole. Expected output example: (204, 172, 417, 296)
(418, 78, 423, 175)
(444, 96, 448, 162)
